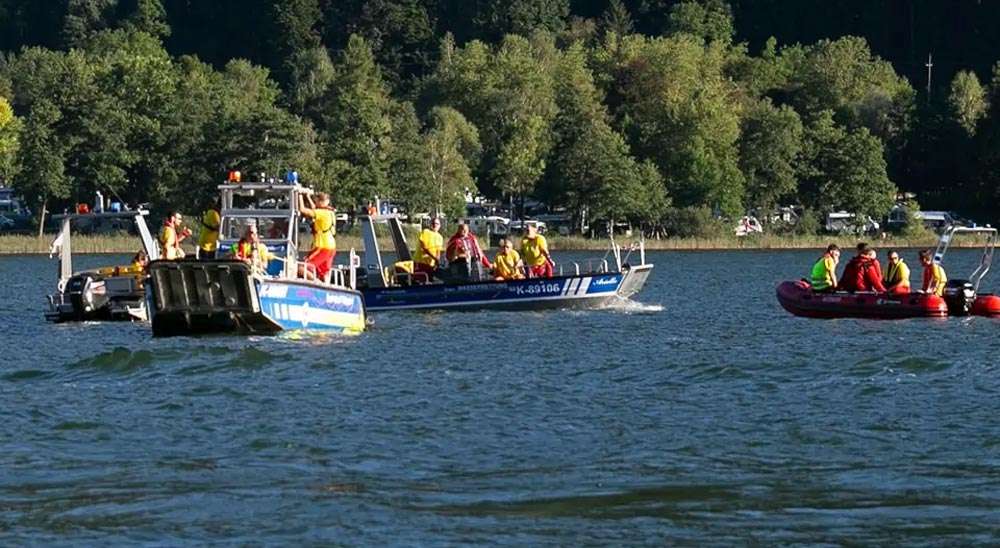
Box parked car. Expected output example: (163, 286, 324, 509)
(886, 205, 975, 233)
(825, 211, 880, 235)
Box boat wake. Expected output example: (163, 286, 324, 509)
(599, 297, 664, 314)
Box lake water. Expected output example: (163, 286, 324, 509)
(2, 250, 999, 544)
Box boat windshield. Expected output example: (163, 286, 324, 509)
(223, 216, 289, 240)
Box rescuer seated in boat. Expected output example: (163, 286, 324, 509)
(160, 210, 192, 260)
(297, 192, 336, 282)
(919, 249, 947, 296)
(883, 249, 911, 294)
(231, 224, 273, 273)
(413, 217, 443, 282)
(493, 238, 525, 281)
(196, 199, 221, 260)
(838, 246, 887, 293)
(131, 250, 149, 271)
(446, 222, 491, 280)
(521, 224, 554, 278)
(809, 244, 840, 292)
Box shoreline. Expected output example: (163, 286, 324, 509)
(0, 233, 960, 255)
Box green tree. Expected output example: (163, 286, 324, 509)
(63, 0, 117, 48)
(595, 33, 744, 217)
(543, 44, 667, 227)
(430, 33, 558, 208)
(782, 36, 914, 142)
(315, 34, 396, 206)
(798, 110, 896, 219)
(0, 96, 19, 182)
(666, 0, 734, 45)
(120, 0, 170, 38)
(422, 106, 481, 218)
(601, 0, 633, 38)
(739, 99, 803, 211)
(14, 101, 68, 231)
(948, 70, 988, 136)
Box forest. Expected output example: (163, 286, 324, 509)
(1, 0, 999, 235)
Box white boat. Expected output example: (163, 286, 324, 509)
(45, 209, 159, 323)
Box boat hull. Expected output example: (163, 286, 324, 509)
(776, 280, 948, 319)
(363, 264, 652, 312)
(972, 294, 1000, 317)
(147, 260, 365, 337)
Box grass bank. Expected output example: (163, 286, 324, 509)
(0, 231, 969, 255)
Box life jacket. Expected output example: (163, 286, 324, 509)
(198, 208, 221, 252)
(311, 206, 336, 250)
(521, 234, 549, 267)
(922, 263, 947, 296)
(160, 223, 184, 260)
(841, 256, 886, 292)
(885, 259, 911, 289)
(810, 253, 835, 290)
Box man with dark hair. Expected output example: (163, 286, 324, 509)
(159, 210, 192, 260)
(810, 243, 840, 292)
(919, 249, 947, 296)
(839, 245, 886, 292)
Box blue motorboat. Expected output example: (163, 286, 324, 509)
(145, 175, 366, 336)
(356, 216, 653, 312)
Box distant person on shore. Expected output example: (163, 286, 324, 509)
(521, 224, 553, 278)
(160, 211, 192, 260)
(809, 244, 840, 292)
(413, 217, 443, 281)
(883, 250, 911, 294)
(839, 245, 886, 292)
(919, 249, 947, 296)
(298, 192, 336, 281)
(197, 199, 221, 260)
(493, 238, 525, 281)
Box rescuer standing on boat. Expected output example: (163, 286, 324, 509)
(884, 250, 911, 294)
(413, 217, 444, 281)
(160, 211, 192, 260)
(298, 192, 336, 282)
(521, 224, 554, 278)
(197, 199, 221, 260)
(809, 244, 840, 292)
(919, 249, 947, 296)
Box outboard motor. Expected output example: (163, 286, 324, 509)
(943, 279, 976, 316)
(65, 273, 109, 318)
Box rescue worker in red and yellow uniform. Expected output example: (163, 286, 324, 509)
(883, 249, 911, 294)
(197, 200, 221, 260)
(159, 210, 192, 260)
(231, 224, 273, 272)
(520, 223, 553, 278)
(493, 238, 525, 281)
(919, 249, 947, 296)
(298, 191, 336, 281)
(413, 217, 443, 281)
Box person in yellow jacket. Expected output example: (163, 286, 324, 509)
(883, 250, 911, 294)
(493, 238, 525, 280)
(298, 192, 337, 281)
(413, 217, 443, 281)
(231, 224, 273, 273)
(160, 211, 192, 260)
(197, 200, 221, 259)
(919, 249, 947, 296)
(520, 224, 553, 278)
(809, 243, 840, 292)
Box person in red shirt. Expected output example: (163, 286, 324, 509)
(838, 245, 887, 292)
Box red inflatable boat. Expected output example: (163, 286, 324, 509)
(776, 280, 948, 319)
(972, 294, 1000, 316)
